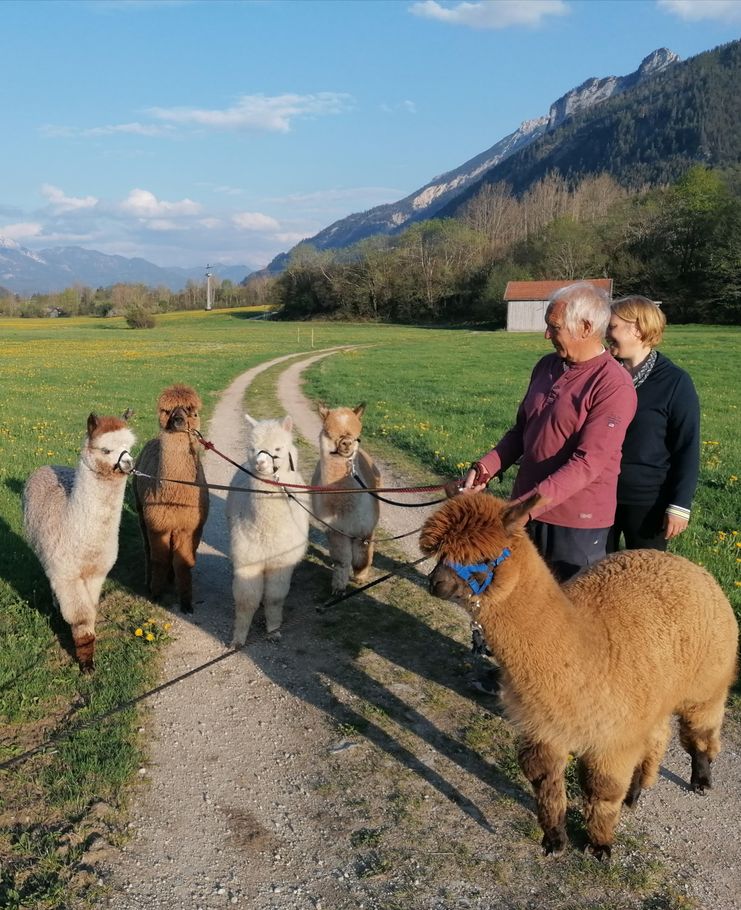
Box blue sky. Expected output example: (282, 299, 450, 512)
(1, 0, 740, 271)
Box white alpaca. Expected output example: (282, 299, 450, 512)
(226, 415, 309, 646)
(23, 412, 136, 672)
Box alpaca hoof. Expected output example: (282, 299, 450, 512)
(585, 842, 612, 862)
(74, 635, 96, 673)
(230, 639, 245, 650)
(351, 570, 370, 585)
(541, 829, 566, 857)
(267, 629, 282, 643)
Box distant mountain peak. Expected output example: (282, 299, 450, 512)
(261, 47, 682, 274)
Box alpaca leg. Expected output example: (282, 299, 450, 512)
(263, 568, 293, 640)
(581, 751, 637, 860)
(678, 695, 727, 793)
(629, 718, 671, 806)
(147, 530, 172, 600)
(137, 508, 152, 590)
(56, 577, 98, 673)
(231, 567, 264, 647)
(518, 739, 569, 856)
(351, 535, 374, 585)
(328, 531, 352, 594)
(172, 529, 198, 613)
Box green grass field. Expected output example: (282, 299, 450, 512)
(0, 311, 738, 907)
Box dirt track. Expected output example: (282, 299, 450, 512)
(102, 351, 741, 910)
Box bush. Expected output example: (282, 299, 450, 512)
(124, 303, 157, 329)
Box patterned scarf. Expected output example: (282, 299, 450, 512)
(626, 348, 657, 389)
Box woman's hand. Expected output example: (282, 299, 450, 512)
(664, 512, 689, 540)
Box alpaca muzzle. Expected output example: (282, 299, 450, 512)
(332, 435, 359, 457)
(167, 407, 189, 431)
(115, 451, 135, 474)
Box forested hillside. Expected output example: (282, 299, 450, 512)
(271, 165, 740, 326)
(438, 40, 741, 216)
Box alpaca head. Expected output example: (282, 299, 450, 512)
(245, 415, 297, 480)
(156, 384, 202, 435)
(83, 412, 137, 476)
(419, 492, 540, 608)
(318, 403, 365, 459)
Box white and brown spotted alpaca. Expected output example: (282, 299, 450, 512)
(134, 384, 209, 613)
(23, 412, 136, 672)
(311, 403, 381, 594)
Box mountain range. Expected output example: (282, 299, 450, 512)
(263, 40, 741, 274)
(0, 239, 250, 295)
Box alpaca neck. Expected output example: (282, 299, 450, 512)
(482, 539, 581, 673)
(70, 455, 128, 534)
(159, 431, 198, 477)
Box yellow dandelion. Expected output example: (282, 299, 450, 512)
(146, 632, 155, 641)
(163, 622, 172, 631)
(135, 628, 143, 637)
(736, 542, 741, 548)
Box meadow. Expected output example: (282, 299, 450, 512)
(0, 311, 738, 907)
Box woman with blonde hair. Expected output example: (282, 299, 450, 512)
(606, 295, 700, 551)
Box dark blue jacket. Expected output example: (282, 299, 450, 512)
(617, 352, 700, 511)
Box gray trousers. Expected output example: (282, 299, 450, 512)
(528, 520, 610, 582)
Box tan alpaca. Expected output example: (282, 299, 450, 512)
(311, 404, 381, 594)
(421, 493, 738, 860)
(23, 412, 136, 672)
(134, 385, 209, 613)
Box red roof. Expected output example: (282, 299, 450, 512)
(504, 279, 613, 301)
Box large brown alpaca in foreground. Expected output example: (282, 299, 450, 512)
(420, 493, 738, 860)
(134, 385, 209, 612)
(311, 404, 380, 594)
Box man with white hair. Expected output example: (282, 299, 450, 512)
(462, 281, 637, 581)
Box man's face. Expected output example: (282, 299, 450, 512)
(544, 299, 572, 359)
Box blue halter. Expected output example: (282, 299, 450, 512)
(444, 548, 511, 597)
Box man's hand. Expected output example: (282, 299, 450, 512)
(664, 512, 689, 540)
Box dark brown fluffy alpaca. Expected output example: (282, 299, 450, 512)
(134, 385, 209, 612)
(420, 493, 738, 860)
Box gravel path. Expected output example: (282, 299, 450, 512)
(102, 351, 740, 910)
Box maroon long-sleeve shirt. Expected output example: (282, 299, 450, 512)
(479, 350, 637, 528)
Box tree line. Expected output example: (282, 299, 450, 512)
(271, 165, 740, 326)
(2, 165, 738, 327)
(0, 274, 274, 320)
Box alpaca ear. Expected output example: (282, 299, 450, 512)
(318, 405, 329, 420)
(418, 509, 447, 556)
(244, 413, 257, 427)
(502, 493, 543, 535)
(282, 415, 293, 433)
(122, 408, 134, 422)
(353, 402, 366, 418)
(87, 413, 99, 435)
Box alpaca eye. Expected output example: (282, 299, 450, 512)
(102, 448, 112, 455)
(275, 447, 282, 453)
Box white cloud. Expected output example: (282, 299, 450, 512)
(199, 217, 223, 229)
(410, 0, 569, 28)
(120, 188, 201, 217)
(381, 99, 418, 114)
(41, 183, 98, 213)
(41, 122, 175, 139)
(0, 222, 43, 240)
(232, 211, 281, 232)
(147, 92, 354, 133)
(657, 0, 741, 22)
